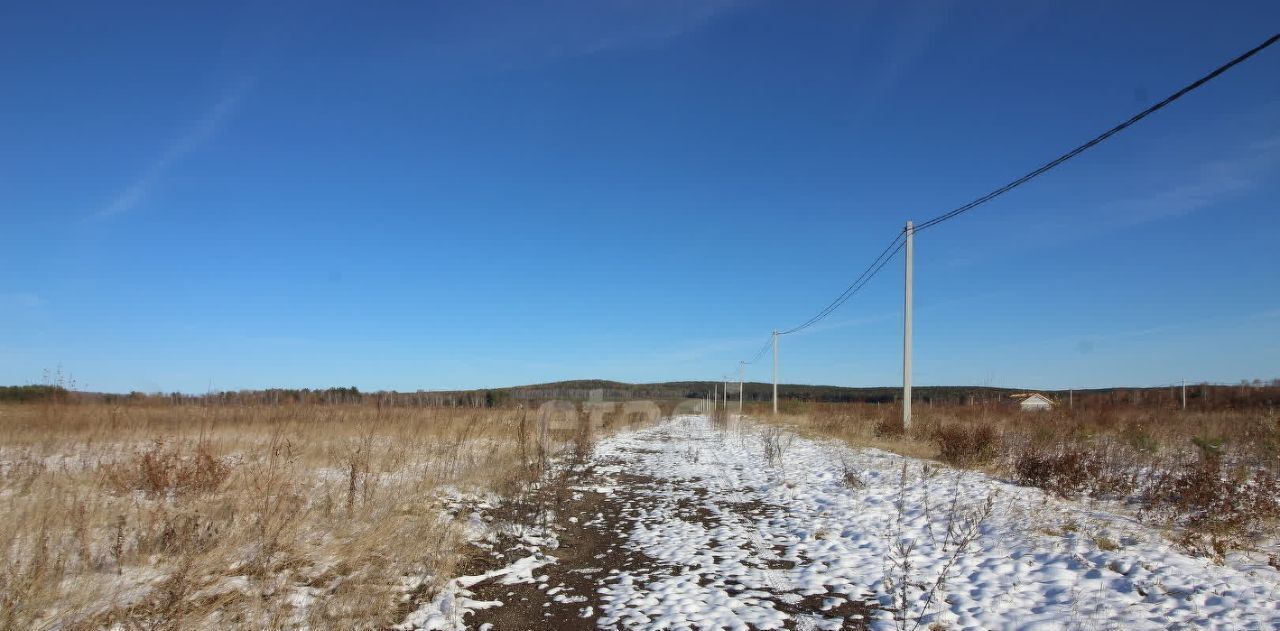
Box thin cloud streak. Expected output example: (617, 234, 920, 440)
(93, 80, 252, 220)
(1101, 135, 1280, 227)
(580, 0, 747, 54)
(397, 0, 749, 81)
(941, 131, 1280, 268)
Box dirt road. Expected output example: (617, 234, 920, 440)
(400, 415, 1280, 630)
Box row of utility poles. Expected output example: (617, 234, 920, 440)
(708, 32, 1280, 421)
(717, 220, 1187, 422)
(711, 363, 749, 415)
(715, 221, 917, 427)
(1064, 376, 1192, 409)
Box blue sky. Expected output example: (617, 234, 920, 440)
(2, 1, 1278, 393)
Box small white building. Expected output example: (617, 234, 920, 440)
(1012, 393, 1055, 411)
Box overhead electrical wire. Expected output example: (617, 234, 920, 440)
(746, 337, 772, 364)
(733, 31, 1279, 372)
(914, 31, 1280, 232)
(733, 234, 905, 376)
(776, 229, 907, 336)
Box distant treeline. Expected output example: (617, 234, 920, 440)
(4, 379, 1278, 410)
(0, 385, 70, 402)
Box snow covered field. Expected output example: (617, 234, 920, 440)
(407, 414, 1280, 630)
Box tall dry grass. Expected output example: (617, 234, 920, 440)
(0, 402, 553, 630)
(751, 400, 1280, 559)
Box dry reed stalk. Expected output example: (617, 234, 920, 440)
(0, 402, 564, 629)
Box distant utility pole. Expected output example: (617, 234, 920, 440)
(902, 221, 914, 431)
(1069, 389, 1073, 410)
(1182, 379, 1187, 410)
(713, 383, 719, 411)
(738, 361, 746, 414)
(723, 378, 728, 411)
(771, 331, 779, 416)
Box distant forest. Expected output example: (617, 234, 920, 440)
(3, 379, 1278, 409)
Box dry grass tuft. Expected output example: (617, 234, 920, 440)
(1143, 447, 1280, 559)
(750, 399, 1280, 558)
(932, 423, 997, 466)
(101, 440, 232, 497)
(761, 426, 794, 467)
(0, 401, 586, 629)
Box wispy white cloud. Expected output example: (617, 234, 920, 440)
(401, 0, 749, 78)
(578, 0, 747, 54)
(1098, 134, 1280, 227)
(863, 4, 951, 97)
(942, 131, 1280, 267)
(94, 80, 252, 220)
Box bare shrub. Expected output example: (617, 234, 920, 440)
(1119, 421, 1160, 454)
(710, 407, 729, 431)
(756, 397, 1280, 559)
(1143, 446, 1280, 558)
(933, 424, 997, 466)
(1013, 448, 1100, 498)
(761, 427, 794, 466)
(883, 462, 995, 631)
(874, 416, 905, 438)
(0, 402, 563, 629)
(839, 458, 865, 489)
(102, 440, 232, 497)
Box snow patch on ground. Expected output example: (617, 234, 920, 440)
(403, 414, 1280, 629)
(396, 553, 557, 630)
(594, 415, 1280, 630)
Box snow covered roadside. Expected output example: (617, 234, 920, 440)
(394, 494, 563, 631)
(403, 414, 1280, 630)
(395, 553, 555, 630)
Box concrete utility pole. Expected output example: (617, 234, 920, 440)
(1182, 379, 1187, 410)
(723, 378, 728, 410)
(1069, 389, 1073, 410)
(738, 361, 746, 414)
(771, 331, 779, 416)
(713, 383, 719, 411)
(902, 220, 914, 431)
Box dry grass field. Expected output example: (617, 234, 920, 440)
(4, 392, 1277, 629)
(0, 401, 583, 630)
(752, 397, 1280, 561)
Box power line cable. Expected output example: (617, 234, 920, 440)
(777, 229, 906, 336)
(739, 230, 903, 366)
(737, 32, 1278, 371)
(915, 32, 1279, 232)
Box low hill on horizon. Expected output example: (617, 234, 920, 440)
(7, 379, 1274, 408)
